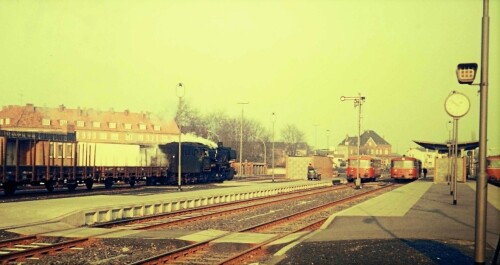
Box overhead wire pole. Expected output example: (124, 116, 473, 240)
(340, 93, 365, 189)
(238, 102, 249, 178)
(272, 112, 277, 183)
(313, 124, 319, 154)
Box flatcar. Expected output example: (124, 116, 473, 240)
(159, 141, 237, 184)
(487, 155, 500, 185)
(346, 155, 382, 182)
(390, 156, 422, 182)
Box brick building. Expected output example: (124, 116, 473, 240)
(0, 104, 179, 167)
(337, 130, 393, 167)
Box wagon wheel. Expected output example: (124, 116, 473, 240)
(45, 180, 55, 192)
(104, 177, 114, 189)
(2, 181, 17, 196)
(129, 177, 136, 187)
(67, 181, 78, 191)
(84, 178, 94, 190)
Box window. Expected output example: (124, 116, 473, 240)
(92, 121, 101, 128)
(125, 133, 133, 141)
(59, 120, 67, 126)
(49, 143, 54, 157)
(110, 133, 119, 140)
(0, 119, 3, 125)
(139, 124, 147, 130)
(42, 119, 51, 126)
(109, 122, 117, 129)
(154, 125, 161, 131)
(66, 144, 73, 158)
(124, 123, 132, 130)
(5, 118, 10, 125)
(57, 143, 64, 158)
(76, 120, 85, 127)
(99, 133, 107, 140)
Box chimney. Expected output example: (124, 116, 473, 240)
(124, 109, 130, 115)
(59, 104, 65, 111)
(26, 103, 35, 111)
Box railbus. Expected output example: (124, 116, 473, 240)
(390, 156, 422, 182)
(487, 155, 500, 185)
(346, 155, 382, 182)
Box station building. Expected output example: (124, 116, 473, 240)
(336, 130, 394, 168)
(0, 104, 179, 167)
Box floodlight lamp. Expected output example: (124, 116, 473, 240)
(340, 96, 346, 101)
(176, 82, 185, 98)
(456, 63, 478, 85)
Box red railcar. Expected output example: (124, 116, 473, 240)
(487, 155, 500, 185)
(346, 155, 382, 182)
(390, 156, 422, 182)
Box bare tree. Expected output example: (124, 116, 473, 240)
(281, 123, 306, 156)
(174, 99, 208, 137)
(174, 103, 306, 163)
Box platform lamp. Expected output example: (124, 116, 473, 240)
(340, 93, 365, 189)
(176, 82, 185, 192)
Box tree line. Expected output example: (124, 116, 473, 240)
(174, 99, 310, 164)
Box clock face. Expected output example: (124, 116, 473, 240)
(445, 92, 470, 118)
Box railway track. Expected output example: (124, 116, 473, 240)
(130, 183, 397, 265)
(0, 182, 400, 264)
(0, 184, 340, 263)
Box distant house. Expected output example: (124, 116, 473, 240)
(337, 130, 393, 167)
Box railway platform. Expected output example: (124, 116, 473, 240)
(0, 178, 499, 264)
(271, 179, 500, 265)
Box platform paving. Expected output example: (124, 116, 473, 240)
(272, 180, 500, 265)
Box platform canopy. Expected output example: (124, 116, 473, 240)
(413, 140, 479, 154)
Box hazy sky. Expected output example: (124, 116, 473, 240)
(1, 0, 499, 154)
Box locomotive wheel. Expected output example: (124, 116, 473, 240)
(84, 178, 94, 190)
(104, 177, 114, 189)
(2, 181, 17, 196)
(45, 180, 55, 192)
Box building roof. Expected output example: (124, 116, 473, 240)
(0, 104, 179, 134)
(338, 130, 391, 146)
(413, 140, 479, 154)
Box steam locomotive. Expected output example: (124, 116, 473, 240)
(159, 141, 237, 184)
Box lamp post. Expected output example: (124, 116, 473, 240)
(258, 137, 266, 165)
(272, 112, 277, 182)
(176, 82, 185, 192)
(455, 1, 489, 261)
(326, 129, 331, 152)
(313, 124, 319, 155)
(340, 93, 365, 189)
(237, 102, 249, 178)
